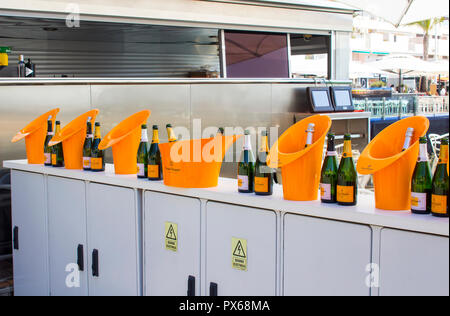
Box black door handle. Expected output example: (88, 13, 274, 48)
(77, 245, 84, 272)
(210, 282, 218, 296)
(13, 226, 19, 250)
(92, 249, 99, 277)
(187, 275, 195, 296)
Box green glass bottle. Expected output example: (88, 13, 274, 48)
(51, 121, 64, 168)
(166, 124, 177, 143)
(82, 121, 93, 171)
(148, 125, 163, 181)
(44, 119, 53, 166)
(320, 133, 338, 203)
(217, 127, 225, 136)
(238, 130, 255, 193)
(90, 122, 105, 172)
(431, 138, 449, 217)
(337, 134, 357, 206)
(254, 131, 273, 196)
(411, 136, 433, 214)
(137, 124, 149, 179)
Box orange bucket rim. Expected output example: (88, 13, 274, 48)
(267, 114, 331, 168)
(48, 109, 99, 146)
(98, 110, 151, 150)
(357, 116, 430, 175)
(11, 108, 60, 143)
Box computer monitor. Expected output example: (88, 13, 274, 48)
(307, 87, 334, 113)
(330, 86, 354, 112)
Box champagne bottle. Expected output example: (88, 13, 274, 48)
(304, 123, 315, 148)
(401, 127, 414, 151)
(148, 125, 163, 181)
(82, 121, 93, 171)
(137, 124, 149, 179)
(166, 124, 177, 143)
(44, 119, 54, 166)
(91, 122, 105, 172)
(217, 127, 225, 136)
(51, 121, 64, 167)
(254, 131, 273, 196)
(411, 136, 433, 214)
(17, 55, 25, 77)
(431, 138, 449, 217)
(238, 130, 255, 193)
(337, 134, 357, 206)
(320, 133, 338, 203)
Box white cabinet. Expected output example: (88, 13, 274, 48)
(283, 214, 372, 296)
(47, 176, 88, 296)
(144, 191, 201, 296)
(11, 170, 49, 296)
(206, 202, 277, 296)
(379, 228, 449, 296)
(87, 183, 140, 296)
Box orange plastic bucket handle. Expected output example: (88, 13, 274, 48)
(11, 108, 60, 143)
(48, 109, 99, 147)
(98, 110, 151, 151)
(357, 116, 430, 175)
(267, 115, 332, 169)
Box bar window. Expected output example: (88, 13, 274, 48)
(224, 30, 289, 78)
(290, 34, 331, 79)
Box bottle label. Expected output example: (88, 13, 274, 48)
(326, 151, 337, 157)
(337, 185, 354, 203)
(51, 154, 57, 165)
(418, 144, 428, 162)
(88, 134, 94, 139)
(137, 163, 145, 177)
(320, 183, 332, 200)
(243, 135, 252, 151)
(439, 145, 448, 164)
(432, 194, 447, 214)
(47, 132, 54, 136)
(255, 177, 269, 193)
(411, 192, 427, 211)
(238, 175, 249, 190)
(148, 165, 160, 179)
(141, 129, 148, 142)
(83, 157, 91, 169)
(44, 153, 51, 164)
(91, 158, 103, 170)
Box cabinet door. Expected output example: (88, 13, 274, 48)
(11, 170, 49, 296)
(87, 183, 140, 296)
(144, 191, 201, 296)
(206, 202, 277, 296)
(47, 176, 88, 296)
(284, 214, 372, 296)
(380, 229, 449, 296)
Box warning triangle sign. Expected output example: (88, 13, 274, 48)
(233, 240, 246, 258)
(166, 224, 177, 240)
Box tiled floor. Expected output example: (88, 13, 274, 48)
(0, 258, 13, 296)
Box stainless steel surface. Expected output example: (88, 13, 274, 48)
(0, 16, 220, 78)
(0, 81, 365, 178)
(0, 78, 352, 85)
(0, 85, 91, 162)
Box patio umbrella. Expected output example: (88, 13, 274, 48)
(332, 0, 449, 26)
(349, 61, 390, 78)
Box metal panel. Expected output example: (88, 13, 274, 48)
(379, 229, 449, 296)
(191, 83, 272, 177)
(90, 84, 191, 162)
(0, 85, 91, 164)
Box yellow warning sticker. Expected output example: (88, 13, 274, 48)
(165, 222, 178, 252)
(231, 237, 247, 271)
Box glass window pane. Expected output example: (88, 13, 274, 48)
(224, 31, 289, 78)
(290, 34, 330, 79)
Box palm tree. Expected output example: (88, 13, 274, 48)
(408, 17, 446, 60)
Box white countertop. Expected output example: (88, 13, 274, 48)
(4, 159, 449, 237)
